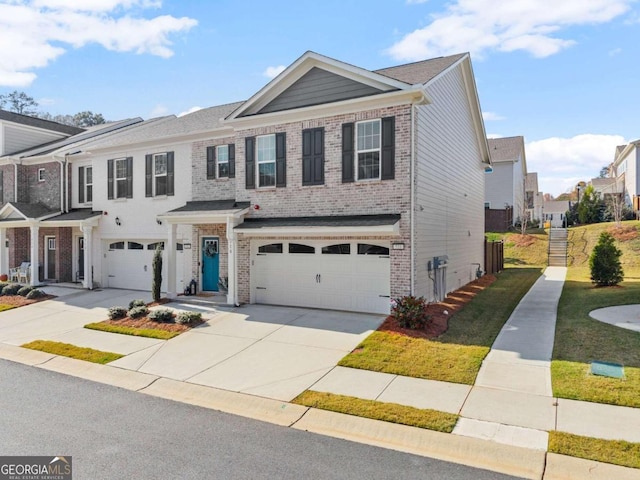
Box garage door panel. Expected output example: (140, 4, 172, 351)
(251, 240, 391, 314)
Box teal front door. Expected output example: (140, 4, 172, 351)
(202, 237, 219, 291)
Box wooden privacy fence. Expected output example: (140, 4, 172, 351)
(485, 239, 504, 275)
(485, 206, 513, 233)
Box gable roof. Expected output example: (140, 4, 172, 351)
(0, 201, 59, 221)
(374, 53, 466, 85)
(487, 136, 525, 163)
(0, 109, 83, 136)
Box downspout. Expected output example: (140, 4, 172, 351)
(410, 104, 416, 295)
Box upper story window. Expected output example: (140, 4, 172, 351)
(245, 133, 286, 189)
(206, 144, 235, 179)
(217, 145, 229, 178)
(78, 166, 92, 204)
(108, 157, 132, 200)
(115, 159, 128, 198)
(38, 168, 45, 182)
(342, 117, 395, 183)
(257, 134, 276, 187)
(145, 152, 174, 197)
(356, 119, 381, 180)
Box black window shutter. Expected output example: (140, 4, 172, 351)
(126, 157, 133, 199)
(342, 123, 355, 183)
(228, 143, 235, 178)
(166, 151, 175, 196)
(302, 128, 324, 186)
(381, 116, 395, 180)
(275, 132, 286, 187)
(107, 159, 114, 200)
(206, 146, 215, 179)
(245, 137, 255, 189)
(78, 166, 85, 204)
(145, 154, 153, 197)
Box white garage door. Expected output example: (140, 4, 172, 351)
(105, 241, 184, 291)
(252, 240, 390, 314)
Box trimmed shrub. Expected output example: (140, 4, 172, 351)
(590, 231, 624, 286)
(128, 299, 146, 309)
(148, 308, 174, 323)
(2, 284, 22, 296)
(108, 306, 128, 320)
(391, 296, 432, 330)
(18, 285, 34, 297)
(176, 311, 202, 325)
(128, 305, 149, 319)
(26, 289, 46, 300)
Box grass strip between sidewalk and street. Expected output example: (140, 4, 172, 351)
(549, 431, 640, 470)
(21, 340, 124, 364)
(339, 268, 542, 384)
(0, 304, 16, 313)
(552, 266, 640, 408)
(292, 390, 458, 433)
(84, 322, 180, 340)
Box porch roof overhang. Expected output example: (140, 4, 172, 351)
(40, 209, 102, 228)
(0, 205, 102, 229)
(234, 214, 401, 237)
(157, 200, 251, 225)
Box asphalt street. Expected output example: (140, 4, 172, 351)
(0, 359, 524, 480)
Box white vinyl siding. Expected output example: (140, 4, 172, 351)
(414, 63, 485, 302)
(1, 123, 67, 156)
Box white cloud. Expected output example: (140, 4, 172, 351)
(263, 65, 286, 79)
(486, 133, 503, 139)
(177, 105, 202, 117)
(406, 0, 429, 3)
(0, 1, 196, 87)
(387, 0, 632, 61)
(526, 134, 626, 196)
(149, 103, 169, 117)
(482, 111, 504, 121)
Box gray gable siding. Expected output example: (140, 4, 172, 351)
(2, 124, 67, 156)
(256, 67, 388, 115)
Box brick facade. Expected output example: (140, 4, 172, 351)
(191, 136, 236, 201)
(26, 163, 61, 210)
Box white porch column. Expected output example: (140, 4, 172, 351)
(226, 216, 238, 306)
(29, 224, 38, 286)
(166, 223, 177, 299)
(81, 225, 93, 289)
(0, 228, 6, 278)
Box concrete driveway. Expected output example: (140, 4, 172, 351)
(0, 288, 384, 401)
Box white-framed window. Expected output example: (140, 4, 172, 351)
(48, 238, 56, 250)
(217, 145, 229, 178)
(257, 134, 276, 187)
(356, 119, 381, 180)
(115, 158, 128, 199)
(85, 167, 93, 203)
(38, 168, 46, 182)
(154, 153, 167, 196)
(484, 202, 491, 209)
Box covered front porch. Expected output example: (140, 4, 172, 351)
(0, 202, 101, 288)
(157, 200, 250, 304)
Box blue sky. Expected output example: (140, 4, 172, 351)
(1, 0, 639, 196)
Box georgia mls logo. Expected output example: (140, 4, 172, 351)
(0, 456, 72, 480)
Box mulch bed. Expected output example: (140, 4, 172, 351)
(379, 274, 497, 340)
(98, 300, 204, 333)
(510, 233, 537, 247)
(607, 225, 638, 242)
(0, 294, 55, 307)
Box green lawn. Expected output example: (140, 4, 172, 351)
(293, 391, 458, 433)
(0, 304, 15, 313)
(22, 340, 123, 364)
(339, 268, 542, 384)
(84, 322, 180, 340)
(549, 431, 640, 470)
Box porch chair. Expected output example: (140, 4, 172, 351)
(10, 262, 30, 283)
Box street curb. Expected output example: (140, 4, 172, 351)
(544, 453, 640, 480)
(0, 342, 56, 365)
(36, 356, 159, 391)
(292, 408, 545, 480)
(140, 377, 308, 427)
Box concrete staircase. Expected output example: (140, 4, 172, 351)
(548, 228, 568, 267)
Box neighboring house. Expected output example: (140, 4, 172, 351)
(588, 177, 623, 200)
(525, 172, 543, 223)
(543, 200, 570, 228)
(0, 51, 491, 316)
(605, 141, 640, 211)
(484, 136, 540, 227)
(0, 117, 146, 286)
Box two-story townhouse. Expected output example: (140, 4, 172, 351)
(525, 172, 543, 224)
(159, 51, 490, 314)
(0, 118, 146, 285)
(608, 141, 640, 212)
